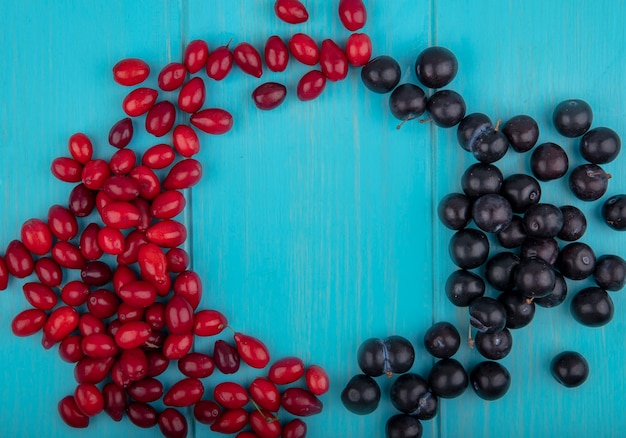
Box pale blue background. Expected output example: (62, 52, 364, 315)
(1, 1, 625, 437)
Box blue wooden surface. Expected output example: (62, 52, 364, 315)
(1, 1, 625, 437)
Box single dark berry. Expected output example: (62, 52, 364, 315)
(501, 115, 539, 152)
(470, 361, 511, 401)
(520, 237, 559, 265)
(484, 252, 520, 291)
(568, 164, 610, 201)
(357, 338, 386, 377)
(497, 291, 535, 329)
(427, 358, 468, 399)
(515, 256, 556, 299)
(423, 322, 461, 359)
(384, 336, 416, 375)
(461, 163, 503, 200)
(602, 194, 626, 231)
(438, 193, 472, 230)
(496, 216, 527, 249)
(448, 228, 490, 269)
(500, 173, 541, 213)
(523, 203, 563, 238)
(474, 328, 513, 360)
(471, 194, 513, 233)
(426, 90, 466, 128)
(556, 242, 596, 280)
(534, 272, 568, 308)
(389, 373, 436, 419)
(445, 270, 485, 307)
(469, 297, 507, 334)
(471, 128, 509, 163)
(385, 414, 423, 438)
(580, 127, 621, 164)
(457, 113, 492, 152)
(557, 205, 587, 241)
(553, 99, 593, 137)
(361, 55, 401, 93)
(530, 143, 569, 181)
(414, 46, 458, 89)
(593, 254, 626, 291)
(341, 374, 381, 415)
(389, 83, 427, 123)
(570, 287, 614, 327)
(550, 351, 589, 388)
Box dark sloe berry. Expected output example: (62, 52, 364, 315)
(580, 127, 621, 164)
(385, 414, 423, 438)
(484, 252, 520, 291)
(471, 194, 513, 233)
(426, 90, 466, 127)
(457, 113, 492, 152)
(361, 55, 401, 93)
(570, 287, 614, 327)
(602, 194, 626, 230)
(389, 373, 437, 419)
(530, 142, 569, 181)
(470, 361, 511, 401)
(461, 163, 503, 200)
(445, 270, 485, 307)
(556, 242, 596, 280)
(568, 164, 610, 201)
(523, 203, 563, 238)
(534, 272, 568, 308)
(502, 115, 539, 152)
(497, 291, 535, 329)
(341, 374, 381, 415)
(384, 336, 415, 375)
(500, 173, 541, 214)
(469, 297, 507, 334)
(593, 254, 626, 291)
(423, 322, 461, 359)
(427, 358, 468, 399)
(414, 46, 458, 89)
(471, 127, 509, 163)
(520, 237, 559, 265)
(438, 193, 472, 230)
(557, 205, 587, 241)
(515, 256, 556, 299)
(389, 83, 427, 123)
(357, 338, 386, 376)
(474, 328, 513, 360)
(448, 228, 490, 269)
(550, 351, 589, 388)
(553, 99, 593, 138)
(496, 216, 527, 249)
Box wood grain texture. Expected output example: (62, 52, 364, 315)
(0, 1, 625, 437)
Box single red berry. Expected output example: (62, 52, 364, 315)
(264, 35, 289, 72)
(158, 62, 186, 91)
(158, 408, 188, 438)
(0, 257, 8, 291)
(233, 42, 263, 78)
(145, 302, 166, 331)
(35, 257, 63, 287)
(345, 32, 372, 66)
(137, 242, 169, 284)
(126, 402, 158, 428)
(163, 378, 204, 407)
(82, 159, 111, 190)
(97, 226, 125, 255)
(132, 198, 153, 232)
(166, 248, 190, 273)
(214, 339, 241, 374)
(190, 108, 233, 135)
(268, 356, 305, 385)
(117, 229, 149, 265)
(305, 364, 330, 395)
(109, 148, 137, 175)
(178, 352, 215, 378)
(122, 87, 158, 117)
(146, 101, 176, 137)
(108, 117, 134, 148)
(101, 201, 141, 229)
(165, 295, 194, 335)
(193, 309, 227, 336)
(68, 132, 93, 164)
(129, 165, 161, 200)
(163, 332, 194, 360)
(58, 395, 90, 428)
(51, 241, 85, 269)
(51, 157, 83, 183)
(249, 409, 281, 438)
(146, 219, 187, 248)
(113, 58, 150, 86)
(173, 270, 203, 309)
(117, 280, 157, 308)
(11, 308, 47, 337)
(194, 400, 221, 425)
(117, 302, 144, 323)
(119, 347, 148, 381)
(252, 82, 287, 110)
(210, 409, 248, 434)
(127, 377, 164, 403)
(274, 0, 308, 24)
(288, 33, 319, 65)
(68, 183, 97, 217)
(80, 260, 112, 286)
(74, 383, 104, 416)
(233, 332, 270, 369)
(42, 306, 80, 348)
(23, 282, 58, 311)
(163, 159, 203, 190)
(48, 204, 79, 241)
(102, 382, 126, 422)
(58, 335, 84, 363)
(61, 280, 90, 307)
(79, 223, 103, 260)
(320, 39, 349, 81)
(206, 43, 234, 80)
(21, 218, 53, 255)
(183, 39, 209, 73)
(74, 356, 115, 384)
(173, 124, 200, 157)
(338, 0, 367, 31)
(296, 70, 326, 101)
(249, 377, 281, 412)
(178, 77, 206, 113)
(280, 388, 323, 416)
(5, 240, 34, 278)
(282, 419, 308, 438)
(81, 333, 118, 359)
(77, 313, 108, 337)
(86, 289, 120, 320)
(146, 350, 170, 377)
(142, 143, 176, 169)
(114, 320, 152, 349)
(214, 381, 249, 409)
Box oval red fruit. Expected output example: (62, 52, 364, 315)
(252, 82, 287, 110)
(297, 70, 326, 101)
(320, 39, 349, 81)
(190, 108, 233, 135)
(68, 132, 93, 164)
(178, 77, 206, 114)
(268, 357, 305, 385)
(345, 32, 372, 66)
(108, 117, 133, 149)
(51, 157, 83, 183)
(233, 42, 263, 78)
(11, 308, 47, 337)
(146, 101, 176, 137)
(158, 62, 186, 91)
(184, 39, 209, 73)
(123, 87, 158, 117)
(274, 0, 309, 24)
(264, 35, 289, 72)
(338, 0, 367, 31)
(163, 159, 203, 190)
(289, 33, 319, 65)
(21, 218, 53, 255)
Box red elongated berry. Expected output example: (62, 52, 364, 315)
(51, 241, 85, 269)
(109, 117, 133, 148)
(117, 302, 144, 323)
(82, 159, 111, 190)
(81, 333, 117, 359)
(214, 340, 241, 374)
(193, 309, 227, 336)
(153, 274, 172, 297)
(138, 242, 168, 284)
(123, 87, 158, 117)
(58, 395, 89, 428)
(252, 82, 287, 110)
(146, 350, 170, 377)
(74, 355, 115, 384)
(80, 260, 112, 286)
(289, 33, 319, 65)
(151, 191, 186, 220)
(0, 256, 9, 290)
(11, 308, 47, 337)
(35, 257, 63, 287)
(158, 408, 188, 438)
(117, 230, 148, 265)
(214, 381, 249, 409)
(48, 204, 78, 241)
(79, 223, 103, 260)
(145, 302, 166, 330)
(59, 335, 84, 363)
(163, 378, 204, 407)
(61, 281, 89, 307)
(211, 409, 248, 434)
(68, 183, 97, 217)
(338, 0, 367, 31)
(265, 35, 289, 72)
(297, 70, 326, 101)
(173, 270, 202, 309)
(5, 240, 34, 278)
(127, 402, 158, 428)
(163, 332, 194, 360)
(86, 289, 119, 319)
(274, 0, 309, 23)
(178, 352, 215, 378)
(158, 62, 186, 91)
(23, 282, 57, 311)
(173, 124, 200, 157)
(146, 101, 176, 137)
(51, 157, 83, 183)
(142, 143, 176, 169)
(111, 360, 132, 388)
(249, 377, 281, 412)
(119, 347, 148, 381)
(345, 33, 371, 67)
(109, 148, 137, 175)
(194, 400, 221, 425)
(21, 218, 53, 255)
(250, 409, 281, 438)
(178, 77, 206, 113)
(320, 39, 349, 81)
(103, 175, 140, 201)
(103, 382, 126, 422)
(163, 159, 203, 190)
(305, 364, 330, 395)
(233, 42, 263, 78)
(114, 321, 151, 349)
(129, 165, 161, 200)
(112, 265, 138, 294)
(190, 108, 233, 135)
(97, 226, 125, 255)
(101, 201, 141, 229)
(74, 383, 104, 416)
(133, 198, 153, 232)
(113, 58, 150, 86)
(167, 248, 190, 273)
(184, 39, 209, 73)
(69, 133, 93, 164)
(234, 332, 270, 368)
(268, 357, 305, 384)
(146, 220, 187, 248)
(165, 295, 194, 336)
(281, 388, 323, 416)
(43, 306, 79, 347)
(206, 43, 233, 80)
(282, 419, 307, 438)
(128, 377, 164, 403)
(118, 280, 156, 308)
(78, 313, 105, 337)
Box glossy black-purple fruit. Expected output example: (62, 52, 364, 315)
(557, 205, 587, 241)
(601, 194, 626, 231)
(389, 373, 437, 419)
(426, 90, 466, 128)
(534, 272, 567, 308)
(427, 358, 468, 399)
(497, 291, 535, 329)
(471, 194, 513, 233)
(457, 113, 492, 151)
(500, 173, 541, 213)
(385, 414, 423, 438)
(461, 163, 503, 200)
(520, 237, 559, 265)
(496, 216, 527, 249)
(361, 55, 402, 93)
(438, 193, 472, 230)
(484, 252, 520, 291)
(449, 228, 490, 269)
(580, 127, 621, 164)
(568, 164, 610, 201)
(570, 287, 614, 327)
(550, 351, 589, 388)
(469, 297, 507, 334)
(357, 338, 386, 376)
(389, 83, 427, 121)
(341, 374, 381, 415)
(523, 203, 563, 238)
(556, 242, 596, 280)
(593, 254, 626, 291)
(502, 115, 539, 152)
(414, 46, 458, 89)
(514, 256, 556, 299)
(474, 328, 513, 360)
(553, 99, 593, 138)
(423, 322, 461, 359)
(385, 336, 416, 375)
(445, 270, 485, 307)
(530, 143, 569, 181)
(470, 361, 511, 401)
(471, 128, 509, 163)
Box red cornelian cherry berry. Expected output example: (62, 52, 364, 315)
(110, 359, 132, 388)
(274, 0, 309, 23)
(233, 42, 263, 78)
(146, 219, 187, 248)
(101, 201, 141, 229)
(214, 382, 249, 409)
(130, 166, 161, 200)
(165, 295, 194, 335)
(184, 39, 209, 73)
(137, 242, 168, 284)
(115, 320, 152, 349)
(250, 409, 282, 438)
(178, 77, 206, 114)
(74, 355, 116, 384)
(190, 108, 233, 135)
(211, 409, 249, 434)
(21, 218, 53, 255)
(173, 124, 200, 157)
(152, 274, 172, 297)
(117, 229, 149, 265)
(146, 350, 170, 377)
(282, 419, 308, 438)
(233, 332, 270, 369)
(109, 117, 134, 148)
(158, 62, 187, 91)
(163, 332, 194, 360)
(265, 35, 289, 72)
(163, 158, 203, 190)
(11, 308, 47, 337)
(23, 282, 57, 311)
(43, 306, 80, 348)
(80, 260, 112, 286)
(338, 0, 367, 31)
(158, 408, 188, 438)
(117, 280, 157, 308)
(142, 143, 176, 169)
(95, 192, 113, 216)
(132, 198, 153, 232)
(178, 352, 215, 378)
(193, 309, 227, 336)
(145, 302, 166, 330)
(86, 289, 120, 319)
(119, 347, 148, 381)
(345, 32, 372, 66)
(127, 402, 158, 428)
(5, 239, 34, 278)
(249, 377, 281, 412)
(305, 364, 330, 395)
(82, 158, 111, 190)
(194, 400, 221, 425)
(58, 335, 84, 363)
(68, 132, 93, 164)
(281, 388, 323, 416)
(102, 382, 126, 422)
(48, 204, 78, 241)
(109, 148, 137, 175)
(166, 248, 190, 273)
(112, 264, 138, 294)
(68, 183, 97, 217)
(151, 190, 187, 219)
(51, 157, 83, 183)
(74, 383, 105, 417)
(0, 257, 9, 290)
(127, 377, 164, 403)
(146, 101, 176, 137)
(320, 39, 349, 81)
(61, 280, 90, 307)
(81, 333, 118, 359)
(97, 226, 125, 255)
(117, 302, 144, 323)
(268, 356, 305, 385)
(252, 82, 287, 110)
(113, 58, 150, 86)
(58, 395, 90, 428)
(51, 241, 86, 269)
(122, 87, 158, 117)
(79, 223, 104, 260)
(289, 33, 319, 65)
(213, 339, 241, 374)
(163, 377, 204, 407)
(173, 270, 203, 309)
(103, 175, 140, 201)
(206, 43, 234, 80)
(297, 70, 326, 101)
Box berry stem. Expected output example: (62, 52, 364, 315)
(468, 323, 474, 349)
(396, 114, 415, 130)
